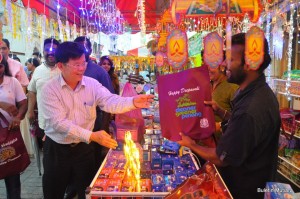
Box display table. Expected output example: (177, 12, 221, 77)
(85, 146, 200, 199)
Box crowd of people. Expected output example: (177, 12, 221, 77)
(0, 31, 281, 199)
(0, 37, 154, 199)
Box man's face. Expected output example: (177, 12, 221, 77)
(208, 60, 226, 82)
(0, 42, 9, 60)
(44, 43, 58, 66)
(60, 54, 87, 84)
(226, 45, 247, 85)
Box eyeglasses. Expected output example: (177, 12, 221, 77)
(65, 62, 87, 69)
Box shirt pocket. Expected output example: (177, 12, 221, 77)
(84, 104, 96, 121)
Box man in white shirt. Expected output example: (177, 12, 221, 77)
(27, 38, 60, 133)
(40, 41, 154, 199)
(1, 39, 29, 91)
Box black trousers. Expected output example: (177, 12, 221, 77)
(42, 137, 95, 199)
(4, 174, 21, 199)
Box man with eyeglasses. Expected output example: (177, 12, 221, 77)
(0, 39, 29, 92)
(39, 41, 154, 199)
(69, 36, 115, 199)
(27, 38, 60, 145)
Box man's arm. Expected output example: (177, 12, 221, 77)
(27, 91, 37, 124)
(177, 133, 227, 167)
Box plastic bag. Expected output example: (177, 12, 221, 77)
(158, 66, 215, 141)
(115, 82, 144, 142)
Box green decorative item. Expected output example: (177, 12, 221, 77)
(282, 70, 300, 80)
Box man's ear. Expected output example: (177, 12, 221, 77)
(244, 63, 250, 71)
(57, 62, 63, 71)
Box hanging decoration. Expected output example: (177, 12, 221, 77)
(26, 7, 32, 44)
(272, 17, 284, 60)
(5, 0, 12, 33)
(245, 26, 265, 71)
(72, 12, 77, 40)
(137, 0, 146, 36)
(226, 20, 232, 69)
(285, 3, 295, 101)
(57, 1, 64, 42)
(167, 29, 188, 70)
(155, 51, 165, 68)
(265, 5, 271, 84)
(65, 9, 70, 41)
(203, 31, 223, 69)
(86, 0, 125, 34)
(41, 14, 47, 51)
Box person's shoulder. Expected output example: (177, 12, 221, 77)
(34, 63, 47, 72)
(83, 75, 99, 84)
(43, 75, 60, 90)
(7, 57, 22, 67)
(88, 61, 106, 72)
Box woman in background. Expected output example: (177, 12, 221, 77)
(99, 56, 120, 95)
(26, 58, 40, 81)
(0, 55, 28, 199)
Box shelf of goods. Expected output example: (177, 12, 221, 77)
(273, 79, 300, 97)
(274, 79, 300, 188)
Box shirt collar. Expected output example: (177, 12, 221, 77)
(0, 76, 10, 86)
(58, 74, 86, 90)
(232, 74, 266, 105)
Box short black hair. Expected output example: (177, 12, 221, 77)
(55, 42, 85, 63)
(27, 58, 40, 67)
(232, 33, 271, 74)
(44, 38, 60, 48)
(12, 55, 21, 62)
(74, 36, 92, 50)
(0, 55, 12, 77)
(2, 39, 10, 49)
(32, 52, 42, 58)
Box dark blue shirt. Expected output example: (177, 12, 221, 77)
(84, 60, 114, 93)
(216, 74, 281, 199)
(84, 60, 114, 132)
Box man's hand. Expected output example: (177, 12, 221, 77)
(0, 102, 18, 116)
(204, 100, 220, 113)
(8, 116, 21, 130)
(133, 94, 154, 108)
(90, 130, 118, 149)
(27, 110, 36, 124)
(177, 132, 196, 148)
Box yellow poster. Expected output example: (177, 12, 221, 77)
(245, 26, 265, 70)
(167, 29, 188, 70)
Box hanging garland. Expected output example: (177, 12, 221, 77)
(5, 0, 12, 33)
(265, 6, 271, 84)
(285, 3, 295, 101)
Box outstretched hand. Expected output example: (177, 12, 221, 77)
(177, 132, 196, 148)
(204, 100, 220, 113)
(90, 130, 118, 149)
(133, 94, 154, 108)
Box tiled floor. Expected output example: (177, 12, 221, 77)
(0, 154, 43, 199)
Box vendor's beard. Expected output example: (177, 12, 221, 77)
(45, 54, 56, 66)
